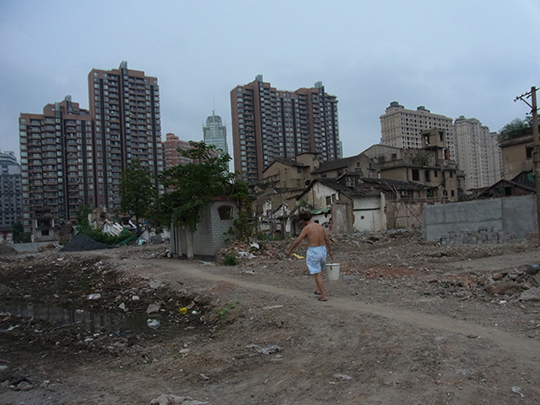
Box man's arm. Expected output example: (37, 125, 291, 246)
(285, 228, 307, 257)
(324, 231, 333, 257)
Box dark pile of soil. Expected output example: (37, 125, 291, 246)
(0, 244, 17, 255)
(59, 233, 116, 252)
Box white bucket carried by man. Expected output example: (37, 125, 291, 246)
(326, 263, 340, 281)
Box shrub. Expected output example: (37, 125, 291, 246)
(223, 253, 238, 266)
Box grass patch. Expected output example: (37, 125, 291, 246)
(217, 300, 241, 320)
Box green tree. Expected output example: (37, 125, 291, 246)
(499, 117, 532, 141)
(157, 141, 236, 232)
(75, 204, 92, 231)
(227, 179, 254, 242)
(119, 159, 157, 230)
(12, 222, 31, 243)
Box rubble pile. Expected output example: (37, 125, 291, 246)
(422, 263, 540, 303)
(218, 240, 287, 262)
(0, 253, 215, 355)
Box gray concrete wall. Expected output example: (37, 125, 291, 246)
(424, 195, 537, 242)
(193, 201, 237, 257)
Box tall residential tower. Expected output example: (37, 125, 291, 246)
(88, 61, 163, 210)
(231, 75, 341, 182)
(19, 96, 94, 239)
(454, 116, 502, 190)
(380, 102, 456, 160)
(0, 150, 23, 230)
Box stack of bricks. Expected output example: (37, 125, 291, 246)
(438, 227, 515, 245)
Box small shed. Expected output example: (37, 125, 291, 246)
(169, 198, 238, 261)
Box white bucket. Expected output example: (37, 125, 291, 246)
(326, 263, 340, 281)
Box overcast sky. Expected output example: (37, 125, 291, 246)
(1, 0, 539, 165)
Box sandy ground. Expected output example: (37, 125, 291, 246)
(1, 229, 540, 404)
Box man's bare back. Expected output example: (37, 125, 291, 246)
(299, 221, 331, 248)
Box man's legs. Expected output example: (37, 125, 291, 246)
(314, 272, 327, 301)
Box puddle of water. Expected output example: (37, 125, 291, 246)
(0, 304, 156, 334)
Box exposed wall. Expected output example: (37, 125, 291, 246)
(424, 195, 537, 242)
(500, 135, 533, 180)
(352, 195, 386, 232)
(330, 201, 351, 234)
(386, 200, 425, 229)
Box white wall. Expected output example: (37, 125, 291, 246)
(352, 194, 386, 232)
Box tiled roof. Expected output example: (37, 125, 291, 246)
(311, 155, 361, 174)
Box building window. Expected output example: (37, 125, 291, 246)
(218, 205, 233, 220)
(412, 169, 420, 181)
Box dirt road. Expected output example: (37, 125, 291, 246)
(2, 235, 540, 404)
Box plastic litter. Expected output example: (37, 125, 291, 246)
(147, 319, 160, 329)
(512, 386, 524, 397)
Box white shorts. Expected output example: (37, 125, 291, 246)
(306, 246, 327, 274)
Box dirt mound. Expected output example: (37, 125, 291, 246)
(0, 244, 17, 255)
(59, 233, 116, 252)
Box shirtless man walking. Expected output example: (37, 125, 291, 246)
(285, 211, 333, 301)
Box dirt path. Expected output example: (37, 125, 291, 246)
(126, 257, 540, 363)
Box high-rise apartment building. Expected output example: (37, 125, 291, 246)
(454, 116, 502, 190)
(0, 150, 23, 229)
(203, 111, 228, 157)
(231, 75, 341, 182)
(162, 133, 194, 170)
(19, 96, 94, 238)
(19, 62, 163, 240)
(88, 61, 163, 209)
(380, 102, 456, 160)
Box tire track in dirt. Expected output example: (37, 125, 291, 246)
(128, 258, 540, 364)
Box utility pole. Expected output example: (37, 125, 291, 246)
(515, 86, 540, 236)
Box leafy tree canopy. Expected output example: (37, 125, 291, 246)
(119, 159, 158, 230)
(499, 116, 533, 141)
(75, 204, 92, 230)
(12, 222, 31, 243)
(157, 141, 236, 232)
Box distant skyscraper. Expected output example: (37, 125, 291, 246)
(0, 150, 23, 229)
(162, 133, 194, 170)
(203, 111, 228, 157)
(231, 75, 341, 182)
(88, 61, 163, 210)
(19, 96, 94, 238)
(380, 102, 456, 160)
(454, 116, 502, 190)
